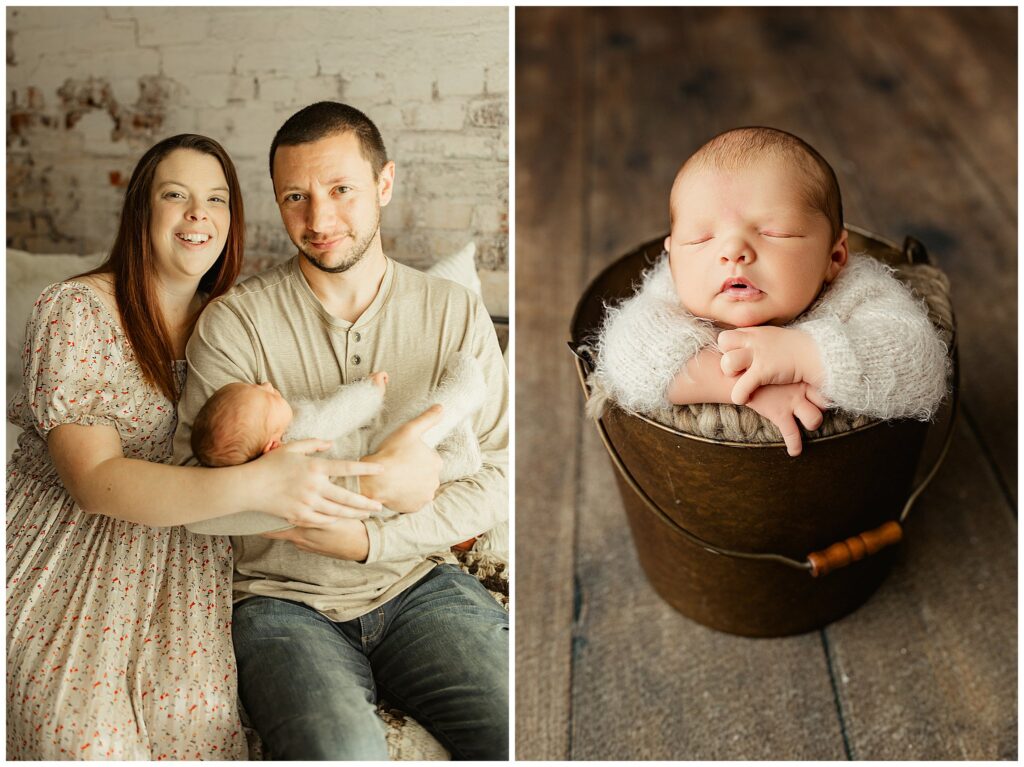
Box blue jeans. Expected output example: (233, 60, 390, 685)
(232, 564, 509, 760)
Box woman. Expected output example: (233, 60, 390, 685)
(6, 134, 381, 759)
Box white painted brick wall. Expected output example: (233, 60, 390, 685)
(7, 6, 509, 314)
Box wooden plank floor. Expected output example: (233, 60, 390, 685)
(515, 7, 1017, 760)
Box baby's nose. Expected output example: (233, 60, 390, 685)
(721, 237, 756, 264)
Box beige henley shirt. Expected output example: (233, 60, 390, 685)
(172, 256, 509, 621)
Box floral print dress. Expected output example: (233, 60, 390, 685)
(6, 282, 246, 760)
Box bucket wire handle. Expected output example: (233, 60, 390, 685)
(571, 337, 959, 578)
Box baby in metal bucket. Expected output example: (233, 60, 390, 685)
(590, 127, 948, 455)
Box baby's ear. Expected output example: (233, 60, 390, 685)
(262, 439, 281, 455)
(826, 229, 849, 282)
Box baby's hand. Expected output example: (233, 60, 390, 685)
(369, 371, 389, 391)
(718, 327, 825, 406)
(745, 382, 829, 457)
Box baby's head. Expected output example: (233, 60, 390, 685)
(665, 127, 849, 329)
(192, 382, 294, 467)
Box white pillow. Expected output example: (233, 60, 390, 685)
(7, 249, 107, 390)
(425, 242, 482, 296)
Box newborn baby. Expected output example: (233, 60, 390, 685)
(186, 352, 486, 535)
(191, 373, 388, 468)
(591, 126, 948, 455)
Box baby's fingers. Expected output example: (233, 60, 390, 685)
(805, 387, 831, 410)
(729, 368, 762, 406)
(794, 398, 824, 432)
(717, 329, 747, 352)
(720, 348, 753, 377)
(772, 413, 803, 457)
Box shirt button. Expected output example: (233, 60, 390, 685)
(353, 332, 362, 342)
(351, 355, 362, 365)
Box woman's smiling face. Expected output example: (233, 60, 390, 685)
(149, 149, 231, 285)
(665, 156, 847, 328)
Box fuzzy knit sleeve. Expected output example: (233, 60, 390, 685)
(792, 254, 950, 420)
(590, 254, 716, 416)
(286, 377, 385, 443)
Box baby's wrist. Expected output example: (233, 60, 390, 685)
(793, 330, 825, 387)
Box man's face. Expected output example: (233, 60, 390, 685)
(273, 131, 395, 274)
(664, 157, 846, 329)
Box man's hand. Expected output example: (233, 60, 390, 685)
(718, 326, 825, 406)
(262, 517, 369, 561)
(359, 405, 444, 513)
(745, 382, 829, 457)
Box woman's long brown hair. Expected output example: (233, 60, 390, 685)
(83, 134, 244, 402)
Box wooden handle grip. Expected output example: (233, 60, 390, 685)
(807, 521, 903, 578)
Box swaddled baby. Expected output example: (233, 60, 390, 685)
(186, 352, 486, 535)
(590, 126, 949, 455)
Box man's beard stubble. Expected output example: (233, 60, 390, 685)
(298, 209, 381, 275)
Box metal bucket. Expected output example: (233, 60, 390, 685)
(570, 226, 957, 637)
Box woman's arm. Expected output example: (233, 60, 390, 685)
(48, 422, 383, 528)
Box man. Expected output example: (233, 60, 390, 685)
(172, 102, 509, 760)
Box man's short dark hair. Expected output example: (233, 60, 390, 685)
(269, 101, 388, 181)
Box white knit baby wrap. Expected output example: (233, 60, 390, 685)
(185, 352, 487, 536)
(587, 252, 950, 433)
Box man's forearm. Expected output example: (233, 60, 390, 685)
(667, 347, 736, 406)
(364, 458, 507, 563)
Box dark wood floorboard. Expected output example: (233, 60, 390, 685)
(515, 6, 1017, 760)
(570, 421, 847, 760)
(800, 6, 1018, 503)
(513, 8, 587, 760)
(824, 419, 1018, 759)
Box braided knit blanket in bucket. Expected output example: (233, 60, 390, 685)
(586, 262, 954, 443)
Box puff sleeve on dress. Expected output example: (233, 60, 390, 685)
(14, 281, 130, 438)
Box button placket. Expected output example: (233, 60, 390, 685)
(350, 328, 364, 368)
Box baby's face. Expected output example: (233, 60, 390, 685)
(241, 382, 294, 445)
(665, 157, 846, 328)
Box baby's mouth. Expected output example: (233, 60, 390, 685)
(720, 276, 763, 298)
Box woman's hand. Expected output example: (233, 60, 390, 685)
(243, 439, 384, 528)
(262, 517, 370, 562)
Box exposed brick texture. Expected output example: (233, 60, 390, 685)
(6, 7, 509, 312)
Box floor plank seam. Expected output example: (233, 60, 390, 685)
(566, 18, 595, 759)
(820, 630, 854, 760)
(561, 19, 598, 761)
(959, 401, 1017, 517)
